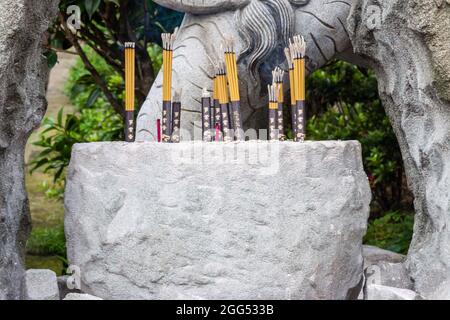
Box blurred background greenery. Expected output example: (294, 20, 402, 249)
(26, 0, 414, 275)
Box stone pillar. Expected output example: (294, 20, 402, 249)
(0, 0, 59, 300)
(348, 0, 450, 299)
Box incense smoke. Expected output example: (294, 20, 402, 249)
(236, 0, 299, 79)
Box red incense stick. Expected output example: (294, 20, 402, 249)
(157, 119, 162, 142)
(215, 123, 220, 142)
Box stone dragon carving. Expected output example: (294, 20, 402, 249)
(136, 0, 356, 140)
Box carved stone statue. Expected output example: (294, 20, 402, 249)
(137, 0, 450, 299)
(136, 0, 357, 141)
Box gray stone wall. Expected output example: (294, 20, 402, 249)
(0, 0, 59, 300)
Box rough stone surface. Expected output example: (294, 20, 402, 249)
(65, 141, 371, 300)
(364, 284, 421, 301)
(365, 262, 413, 290)
(24, 269, 59, 300)
(362, 245, 405, 269)
(137, 0, 355, 141)
(0, 0, 59, 300)
(63, 293, 103, 301)
(348, 0, 450, 299)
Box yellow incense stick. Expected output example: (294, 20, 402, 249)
(272, 67, 284, 103)
(162, 30, 177, 102)
(125, 42, 135, 111)
(284, 48, 296, 106)
(223, 38, 240, 102)
(215, 61, 227, 105)
(213, 75, 218, 101)
(291, 35, 306, 102)
(299, 58, 306, 101)
(268, 85, 278, 109)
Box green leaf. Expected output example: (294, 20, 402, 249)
(86, 88, 101, 107)
(44, 50, 58, 69)
(57, 108, 64, 126)
(84, 0, 101, 20)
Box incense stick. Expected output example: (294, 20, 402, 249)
(285, 47, 297, 141)
(201, 88, 212, 142)
(223, 38, 244, 141)
(268, 84, 279, 141)
(161, 29, 177, 142)
(212, 73, 222, 141)
(290, 35, 307, 142)
(273, 67, 286, 141)
(171, 89, 182, 143)
(157, 119, 162, 143)
(216, 61, 233, 142)
(124, 42, 135, 142)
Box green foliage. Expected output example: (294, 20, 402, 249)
(44, 50, 58, 69)
(65, 46, 124, 110)
(30, 107, 122, 186)
(26, 225, 67, 258)
(306, 61, 408, 213)
(364, 211, 414, 254)
(31, 47, 127, 194)
(65, 45, 162, 112)
(48, 0, 184, 107)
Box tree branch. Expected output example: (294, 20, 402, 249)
(58, 12, 124, 118)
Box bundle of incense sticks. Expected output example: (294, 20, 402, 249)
(202, 88, 212, 142)
(223, 38, 244, 141)
(284, 48, 297, 140)
(124, 42, 136, 142)
(289, 35, 307, 142)
(268, 84, 279, 141)
(272, 67, 286, 141)
(161, 30, 177, 143)
(171, 89, 182, 143)
(216, 61, 233, 142)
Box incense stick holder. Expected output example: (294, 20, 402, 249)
(296, 100, 306, 142)
(230, 101, 244, 141)
(277, 103, 285, 141)
(125, 111, 135, 142)
(213, 100, 222, 140)
(171, 101, 181, 143)
(202, 96, 212, 142)
(221, 103, 233, 142)
(162, 101, 172, 143)
(291, 104, 297, 141)
(269, 108, 278, 141)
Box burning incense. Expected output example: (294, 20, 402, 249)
(268, 84, 279, 141)
(285, 47, 297, 141)
(124, 42, 135, 142)
(161, 30, 177, 142)
(290, 35, 307, 142)
(216, 61, 233, 142)
(223, 38, 244, 141)
(273, 67, 286, 141)
(171, 89, 182, 143)
(202, 88, 212, 142)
